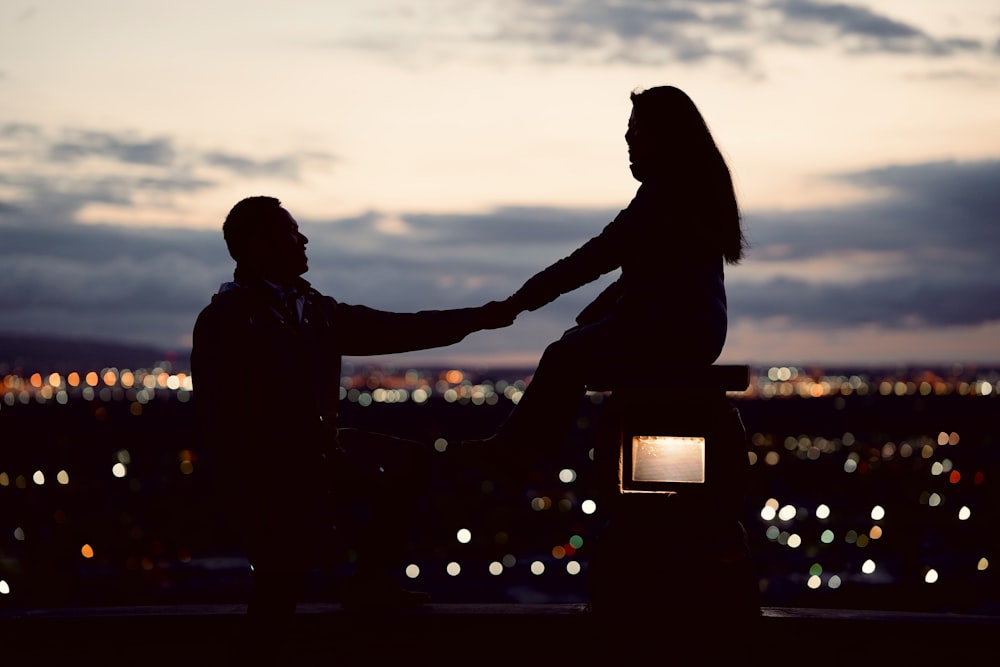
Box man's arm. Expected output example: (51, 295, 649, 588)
(335, 298, 518, 356)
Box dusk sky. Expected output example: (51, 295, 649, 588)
(2, 1, 999, 369)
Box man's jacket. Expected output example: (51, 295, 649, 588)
(191, 273, 483, 569)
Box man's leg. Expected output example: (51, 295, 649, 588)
(232, 568, 304, 664)
(332, 428, 431, 608)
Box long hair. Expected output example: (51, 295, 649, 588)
(630, 86, 746, 264)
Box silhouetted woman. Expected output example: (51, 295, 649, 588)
(483, 85, 746, 450)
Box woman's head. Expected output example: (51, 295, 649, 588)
(628, 86, 746, 264)
(627, 86, 718, 177)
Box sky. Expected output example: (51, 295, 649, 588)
(1, 0, 999, 369)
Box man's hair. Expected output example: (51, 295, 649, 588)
(630, 86, 746, 264)
(222, 196, 282, 262)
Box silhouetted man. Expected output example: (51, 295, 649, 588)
(192, 196, 514, 659)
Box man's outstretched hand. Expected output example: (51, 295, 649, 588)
(477, 298, 523, 330)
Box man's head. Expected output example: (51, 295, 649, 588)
(223, 196, 309, 284)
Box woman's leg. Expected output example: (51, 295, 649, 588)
(495, 318, 625, 449)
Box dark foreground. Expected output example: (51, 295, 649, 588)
(1, 602, 997, 666)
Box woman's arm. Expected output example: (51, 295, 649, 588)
(512, 207, 632, 313)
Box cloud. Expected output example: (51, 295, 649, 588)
(204, 150, 335, 180)
(14, 6, 36, 23)
(769, 0, 986, 56)
(0, 123, 335, 225)
(0, 123, 331, 350)
(493, 0, 754, 67)
(748, 159, 1000, 260)
(48, 130, 175, 165)
(401, 206, 617, 247)
(0, 188, 616, 355)
(0, 222, 231, 350)
(728, 274, 1000, 328)
(5, 124, 331, 180)
(320, 1, 754, 68)
(296, 206, 616, 315)
(734, 159, 1000, 329)
(0, 167, 215, 224)
(329, 1, 988, 71)
(1, 146, 998, 362)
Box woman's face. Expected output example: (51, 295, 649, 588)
(625, 108, 653, 180)
(625, 109, 640, 166)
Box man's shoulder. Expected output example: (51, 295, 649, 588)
(194, 284, 257, 330)
(197, 284, 245, 312)
(212, 282, 252, 304)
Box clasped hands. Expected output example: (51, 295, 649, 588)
(476, 295, 527, 330)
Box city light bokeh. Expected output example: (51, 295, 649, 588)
(0, 361, 997, 615)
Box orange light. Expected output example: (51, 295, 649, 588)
(949, 470, 961, 484)
(81, 544, 95, 559)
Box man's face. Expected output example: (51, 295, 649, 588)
(260, 207, 309, 282)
